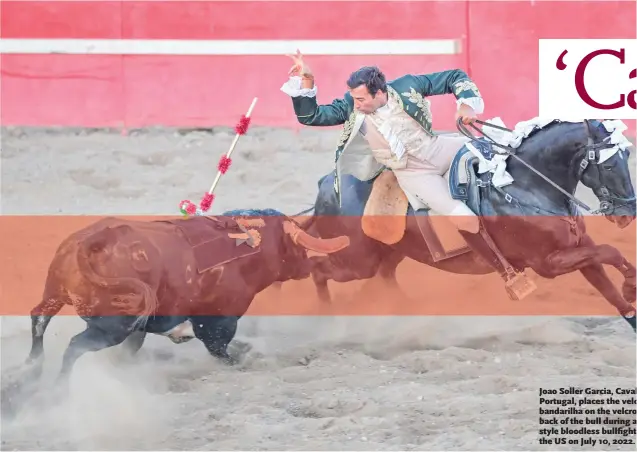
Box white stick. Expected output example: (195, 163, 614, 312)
(207, 97, 258, 194)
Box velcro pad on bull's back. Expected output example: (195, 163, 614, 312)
(165, 216, 261, 274)
(362, 170, 409, 245)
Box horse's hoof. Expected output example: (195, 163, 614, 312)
(622, 310, 636, 332)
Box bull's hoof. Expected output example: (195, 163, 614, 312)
(228, 340, 253, 357)
(1, 387, 18, 423)
(21, 358, 44, 385)
(216, 353, 238, 366)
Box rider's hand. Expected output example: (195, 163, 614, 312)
(286, 49, 314, 87)
(456, 103, 477, 125)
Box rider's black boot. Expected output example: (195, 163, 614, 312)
(458, 228, 537, 301)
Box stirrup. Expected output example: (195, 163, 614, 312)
(503, 270, 537, 301)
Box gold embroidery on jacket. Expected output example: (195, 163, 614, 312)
(336, 110, 357, 148)
(452, 80, 481, 97)
(401, 87, 432, 125)
(387, 86, 404, 110)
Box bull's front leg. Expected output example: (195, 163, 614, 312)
(540, 234, 636, 330)
(191, 315, 249, 365)
(375, 248, 405, 288)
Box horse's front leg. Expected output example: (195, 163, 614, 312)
(541, 234, 635, 329)
(579, 264, 636, 330)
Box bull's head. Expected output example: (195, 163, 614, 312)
(223, 208, 349, 282)
(280, 218, 348, 281)
(282, 219, 349, 254)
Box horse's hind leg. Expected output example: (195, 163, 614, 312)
(542, 234, 636, 330)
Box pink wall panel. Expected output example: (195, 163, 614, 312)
(0, 0, 634, 135)
(0, 1, 121, 39)
(1, 55, 124, 127)
(121, 1, 465, 40)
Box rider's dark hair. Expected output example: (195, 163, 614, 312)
(346, 66, 387, 97)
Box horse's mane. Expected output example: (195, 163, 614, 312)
(515, 120, 591, 155)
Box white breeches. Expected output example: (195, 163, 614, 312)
(391, 135, 480, 234)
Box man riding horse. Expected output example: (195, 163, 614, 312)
(281, 50, 531, 300)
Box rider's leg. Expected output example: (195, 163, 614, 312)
(392, 169, 511, 279)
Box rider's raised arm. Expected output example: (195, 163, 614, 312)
(413, 69, 484, 115)
(280, 76, 353, 126)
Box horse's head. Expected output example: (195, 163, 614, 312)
(576, 120, 636, 229)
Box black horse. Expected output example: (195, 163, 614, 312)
(296, 119, 637, 331)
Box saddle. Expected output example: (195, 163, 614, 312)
(161, 216, 264, 274)
(361, 170, 409, 245)
(361, 143, 489, 262)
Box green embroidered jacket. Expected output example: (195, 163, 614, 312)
(289, 69, 483, 202)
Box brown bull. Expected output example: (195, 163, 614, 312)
(25, 208, 350, 380)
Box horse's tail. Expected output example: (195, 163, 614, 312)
(76, 226, 158, 330)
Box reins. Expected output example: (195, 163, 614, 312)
(456, 118, 596, 213)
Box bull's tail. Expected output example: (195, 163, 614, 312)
(76, 226, 158, 331)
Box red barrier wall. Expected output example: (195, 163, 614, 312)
(1, 1, 635, 134)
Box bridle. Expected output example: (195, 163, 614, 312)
(456, 118, 636, 216)
(579, 120, 636, 215)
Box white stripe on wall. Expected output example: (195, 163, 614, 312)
(0, 39, 461, 56)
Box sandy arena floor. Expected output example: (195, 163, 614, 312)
(1, 126, 635, 451)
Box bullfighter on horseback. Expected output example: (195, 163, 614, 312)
(280, 50, 534, 300)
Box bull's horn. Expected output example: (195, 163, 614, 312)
(284, 221, 349, 254)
